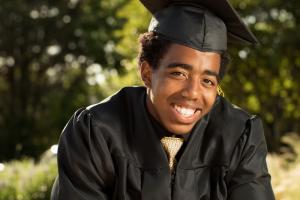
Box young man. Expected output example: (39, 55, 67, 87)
(51, 0, 275, 199)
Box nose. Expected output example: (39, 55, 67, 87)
(181, 78, 201, 100)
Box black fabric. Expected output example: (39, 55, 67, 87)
(148, 5, 228, 52)
(141, 0, 258, 45)
(51, 86, 275, 200)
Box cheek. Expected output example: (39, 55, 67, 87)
(151, 76, 175, 99)
(203, 90, 217, 109)
(152, 87, 170, 106)
(150, 83, 179, 116)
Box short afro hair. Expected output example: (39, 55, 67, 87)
(137, 32, 229, 80)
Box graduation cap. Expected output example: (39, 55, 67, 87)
(140, 0, 258, 52)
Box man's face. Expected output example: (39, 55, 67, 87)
(141, 43, 221, 135)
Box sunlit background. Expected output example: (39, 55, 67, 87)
(0, 0, 300, 199)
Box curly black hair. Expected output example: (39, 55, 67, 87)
(137, 32, 229, 80)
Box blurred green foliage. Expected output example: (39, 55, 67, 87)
(0, 150, 57, 200)
(224, 0, 300, 150)
(0, 0, 129, 160)
(0, 0, 299, 161)
(267, 133, 300, 199)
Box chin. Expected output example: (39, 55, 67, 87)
(167, 124, 194, 135)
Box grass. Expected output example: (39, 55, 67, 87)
(267, 133, 300, 200)
(0, 150, 57, 200)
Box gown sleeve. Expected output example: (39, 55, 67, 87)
(51, 108, 115, 200)
(227, 117, 275, 200)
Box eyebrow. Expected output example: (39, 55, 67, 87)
(203, 70, 220, 81)
(166, 63, 193, 70)
(166, 63, 220, 81)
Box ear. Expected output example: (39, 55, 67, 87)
(140, 61, 152, 88)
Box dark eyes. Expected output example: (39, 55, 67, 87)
(170, 71, 187, 78)
(203, 79, 215, 86)
(169, 71, 216, 87)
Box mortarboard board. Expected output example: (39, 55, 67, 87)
(140, 0, 258, 52)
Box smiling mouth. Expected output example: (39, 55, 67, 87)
(174, 104, 201, 118)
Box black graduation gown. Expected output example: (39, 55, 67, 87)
(51, 86, 275, 200)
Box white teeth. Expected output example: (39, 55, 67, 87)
(174, 105, 196, 117)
